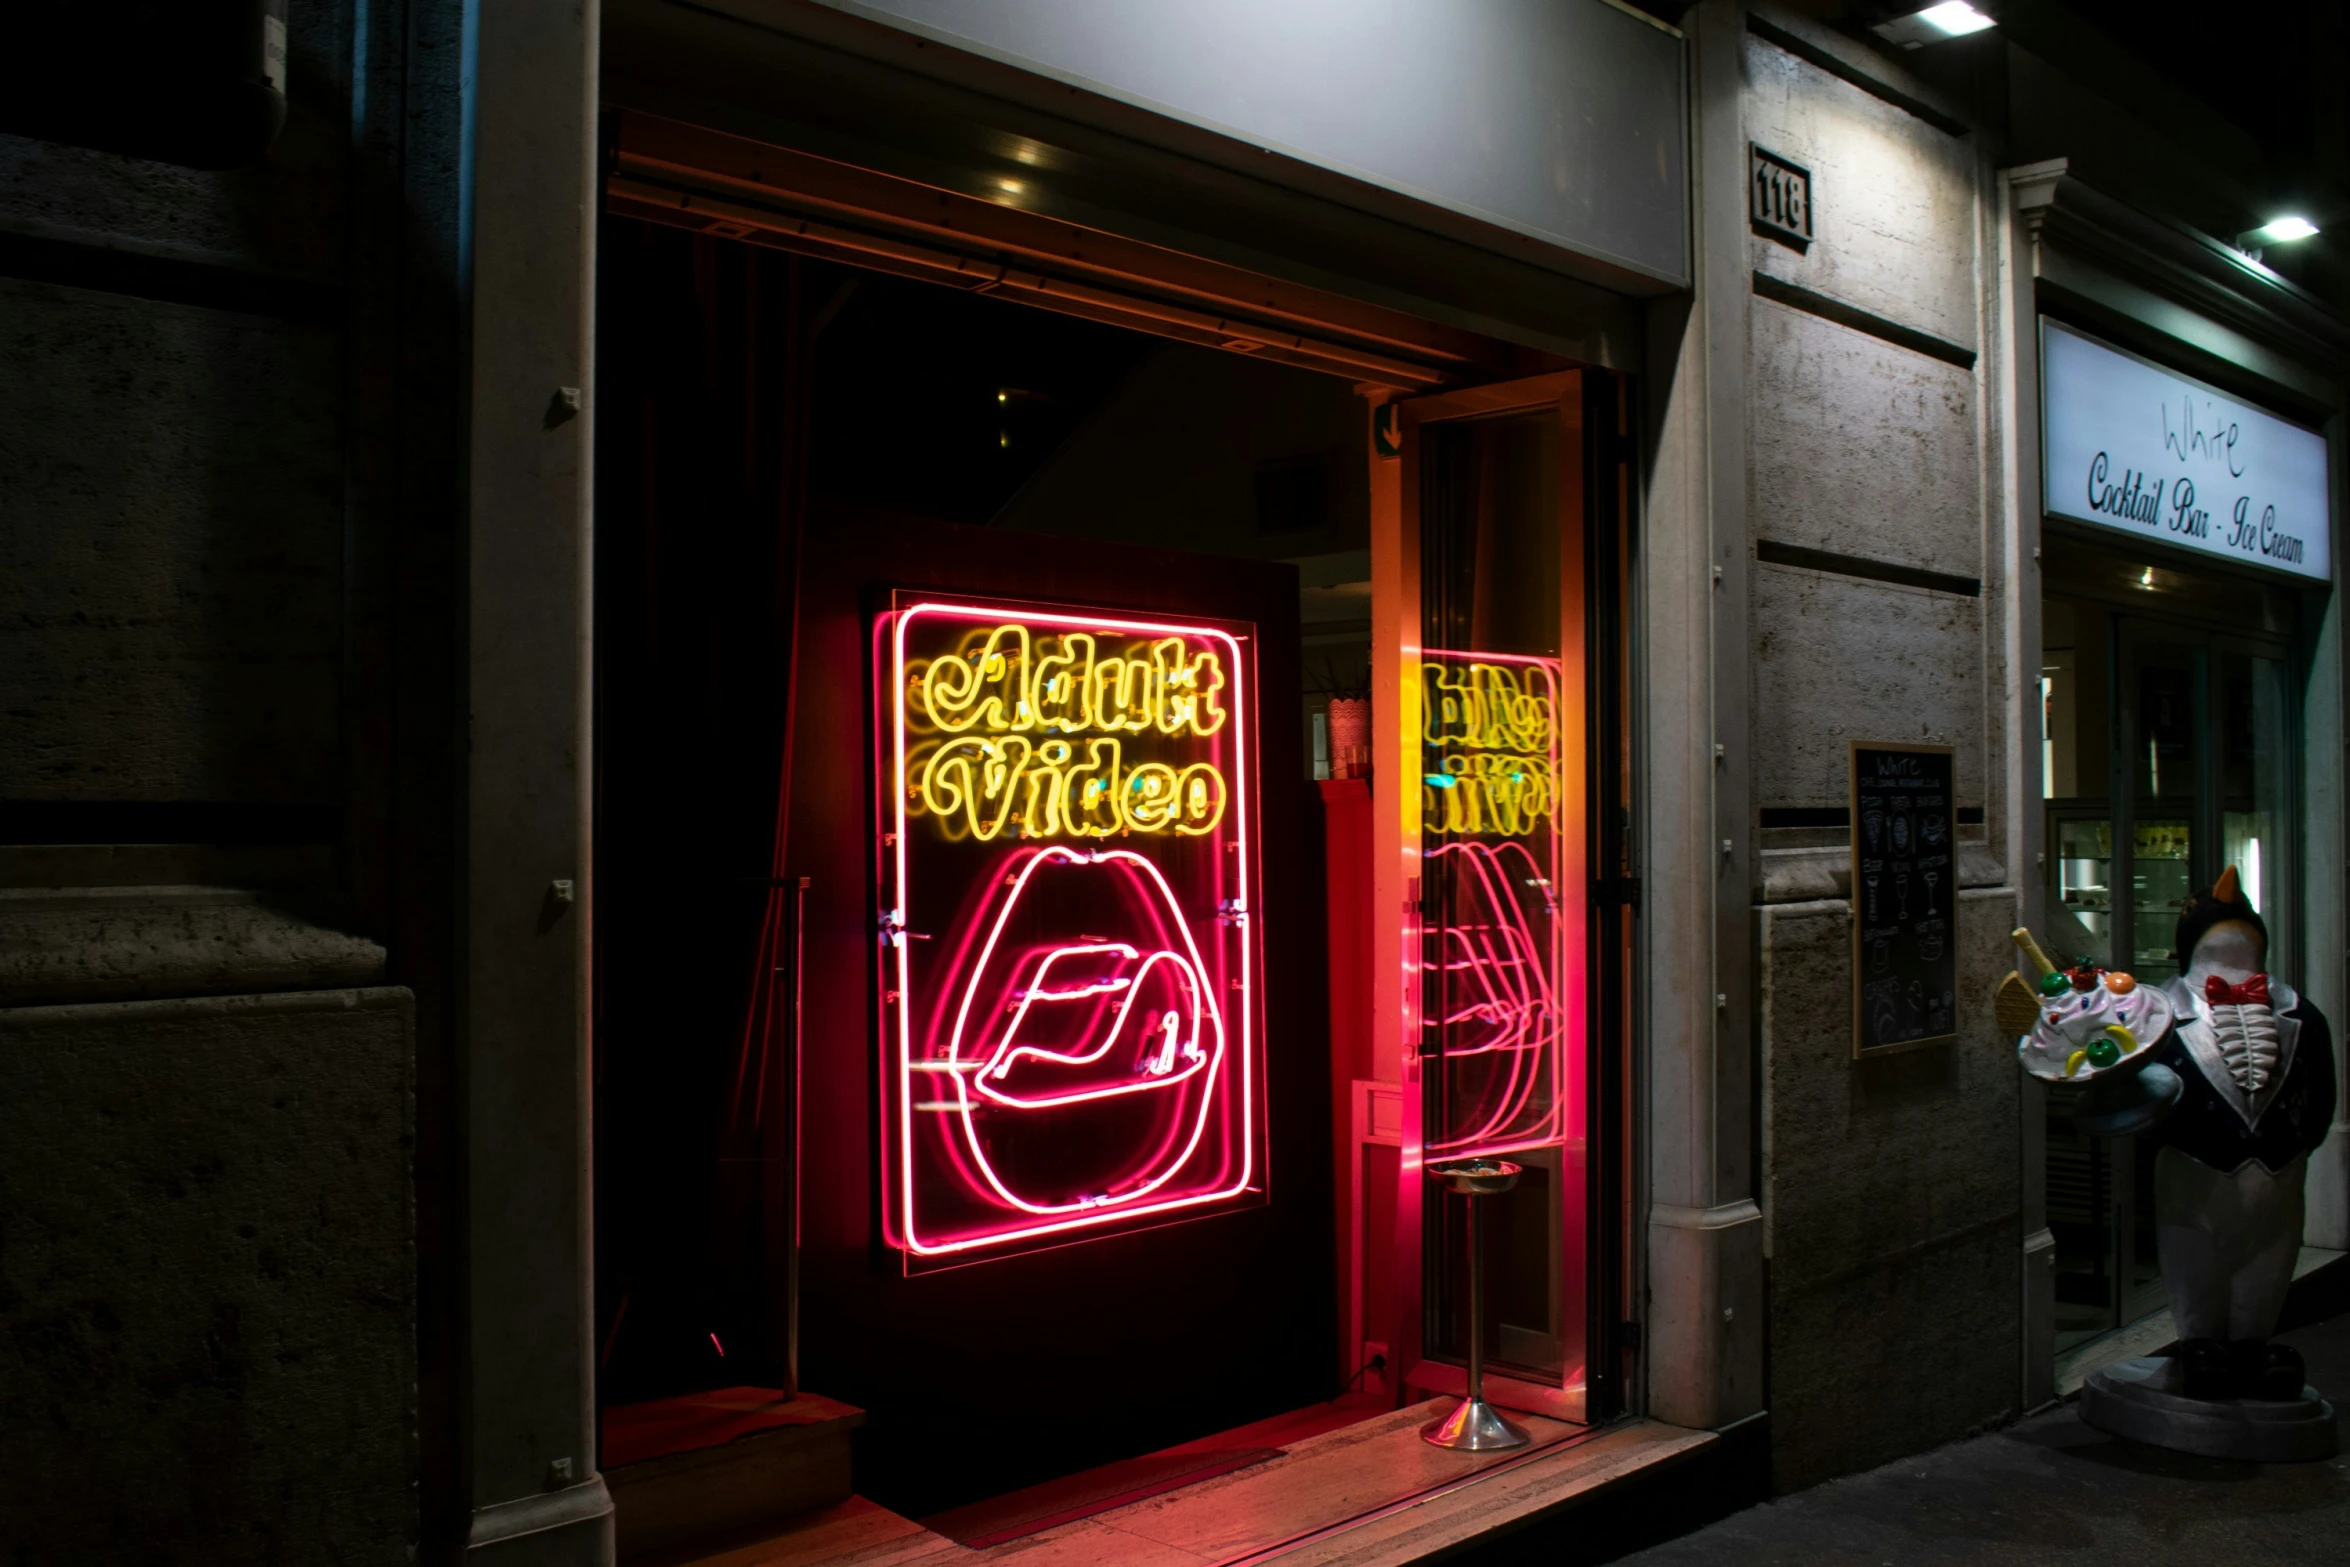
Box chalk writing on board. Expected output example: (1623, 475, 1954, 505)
(1850, 743, 1958, 1056)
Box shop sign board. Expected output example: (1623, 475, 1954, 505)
(879, 594, 1265, 1266)
(1849, 742, 1957, 1058)
(2041, 318, 2332, 582)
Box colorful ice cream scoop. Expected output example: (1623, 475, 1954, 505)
(2007, 927, 2172, 1082)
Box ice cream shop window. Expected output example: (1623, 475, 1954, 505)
(2038, 541, 2305, 1351)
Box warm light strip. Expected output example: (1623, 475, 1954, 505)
(888, 601, 1257, 1257)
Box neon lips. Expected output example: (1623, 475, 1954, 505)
(937, 846, 1229, 1216)
(974, 941, 1210, 1108)
(883, 600, 1263, 1263)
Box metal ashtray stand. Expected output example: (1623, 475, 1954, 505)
(1420, 1156, 1531, 1452)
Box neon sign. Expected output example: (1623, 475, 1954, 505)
(1420, 651, 1571, 1159)
(881, 598, 1264, 1263)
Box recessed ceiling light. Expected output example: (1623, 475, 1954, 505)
(1873, 2, 1996, 46)
(2242, 215, 2320, 247)
(1920, 2, 1995, 33)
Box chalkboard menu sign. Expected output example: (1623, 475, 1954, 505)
(1849, 741, 1957, 1057)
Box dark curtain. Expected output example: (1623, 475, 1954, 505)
(593, 217, 815, 1407)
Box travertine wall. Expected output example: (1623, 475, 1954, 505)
(0, 278, 344, 800)
(0, 988, 414, 1564)
(0, 10, 351, 812)
(1739, 9, 2020, 1490)
(0, 6, 423, 1558)
(1759, 890, 2020, 1483)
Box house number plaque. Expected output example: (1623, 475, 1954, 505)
(1750, 144, 1812, 251)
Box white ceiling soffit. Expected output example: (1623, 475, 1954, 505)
(797, 0, 1691, 291)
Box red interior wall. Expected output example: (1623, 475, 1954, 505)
(1319, 778, 1375, 1386)
(1319, 779, 1374, 1087)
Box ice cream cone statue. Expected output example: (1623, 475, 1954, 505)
(2003, 867, 2339, 1458)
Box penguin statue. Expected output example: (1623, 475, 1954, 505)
(2141, 866, 2335, 1403)
(2003, 865, 2338, 1458)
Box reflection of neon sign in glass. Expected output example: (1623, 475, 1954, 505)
(1421, 651, 1569, 1160)
(882, 599, 1263, 1264)
(1422, 660, 1556, 836)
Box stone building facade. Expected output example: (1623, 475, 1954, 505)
(1734, 9, 2020, 1489)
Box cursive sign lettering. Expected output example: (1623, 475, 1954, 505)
(2162, 394, 2247, 478)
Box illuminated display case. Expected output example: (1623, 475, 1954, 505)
(878, 596, 1267, 1266)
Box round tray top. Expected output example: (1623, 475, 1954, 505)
(1425, 1156, 1524, 1197)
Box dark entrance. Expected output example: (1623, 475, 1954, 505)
(593, 225, 1373, 1515)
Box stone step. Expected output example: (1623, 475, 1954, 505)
(604, 1387, 865, 1562)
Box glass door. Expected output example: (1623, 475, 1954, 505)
(1377, 372, 1633, 1424)
(2039, 601, 2296, 1350)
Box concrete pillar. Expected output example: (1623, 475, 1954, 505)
(1639, 0, 1767, 1433)
(459, 0, 609, 1560)
(2302, 401, 2349, 1251)
(2000, 159, 2066, 1410)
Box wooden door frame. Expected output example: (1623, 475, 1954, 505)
(1374, 372, 1598, 1422)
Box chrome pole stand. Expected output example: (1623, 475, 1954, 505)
(1420, 1157, 1531, 1452)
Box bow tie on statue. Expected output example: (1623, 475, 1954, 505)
(2204, 973, 2272, 1008)
(2201, 972, 2279, 1094)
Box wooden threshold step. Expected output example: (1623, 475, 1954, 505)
(669, 1400, 1715, 1567)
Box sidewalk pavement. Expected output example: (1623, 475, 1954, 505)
(1614, 1306, 2350, 1566)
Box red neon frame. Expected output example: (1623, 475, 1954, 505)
(880, 597, 1265, 1264)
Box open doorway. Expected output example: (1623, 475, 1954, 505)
(594, 227, 1370, 1517)
(589, 133, 1628, 1543)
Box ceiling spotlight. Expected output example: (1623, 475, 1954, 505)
(1874, 2, 1996, 47)
(2236, 215, 2319, 257)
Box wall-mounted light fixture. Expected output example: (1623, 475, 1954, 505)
(2236, 215, 2320, 260)
(1873, 2, 1996, 47)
